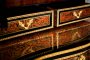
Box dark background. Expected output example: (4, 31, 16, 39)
(0, 0, 85, 8)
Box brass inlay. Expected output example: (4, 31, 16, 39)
(55, 51, 86, 60)
(72, 32, 81, 40)
(0, 11, 54, 41)
(73, 10, 83, 18)
(78, 55, 86, 60)
(57, 4, 90, 27)
(18, 18, 34, 30)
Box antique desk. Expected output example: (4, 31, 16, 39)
(0, 1, 90, 60)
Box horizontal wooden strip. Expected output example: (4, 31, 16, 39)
(7, 11, 53, 20)
(55, 51, 87, 60)
(35, 43, 90, 60)
(58, 4, 90, 11)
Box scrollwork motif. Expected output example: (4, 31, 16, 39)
(73, 10, 83, 18)
(18, 18, 34, 30)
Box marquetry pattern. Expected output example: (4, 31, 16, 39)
(57, 4, 90, 27)
(0, 11, 54, 41)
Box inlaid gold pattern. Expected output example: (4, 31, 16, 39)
(57, 4, 90, 27)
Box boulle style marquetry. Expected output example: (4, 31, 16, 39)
(0, 0, 90, 60)
(57, 4, 90, 27)
(0, 32, 54, 60)
(56, 21, 90, 48)
(0, 20, 90, 60)
(0, 10, 54, 41)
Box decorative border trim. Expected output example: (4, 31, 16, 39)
(55, 51, 87, 60)
(7, 11, 53, 21)
(57, 4, 90, 27)
(35, 43, 90, 60)
(0, 10, 54, 41)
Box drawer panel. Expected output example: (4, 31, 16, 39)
(0, 11, 54, 41)
(57, 4, 90, 27)
(56, 23, 90, 47)
(0, 32, 53, 60)
(60, 7, 90, 22)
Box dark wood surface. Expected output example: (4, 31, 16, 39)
(0, 20, 90, 60)
(6, 0, 61, 8)
(0, 0, 89, 60)
(0, 0, 85, 8)
(1, 1, 86, 17)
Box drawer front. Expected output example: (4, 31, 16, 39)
(0, 11, 54, 41)
(56, 23, 90, 47)
(57, 4, 90, 27)
(0, 33, 53, 60)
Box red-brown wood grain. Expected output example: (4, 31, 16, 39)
(0, 21, 90, 60)
(60, 7, 90, 23)
(0, 15, 50, 36)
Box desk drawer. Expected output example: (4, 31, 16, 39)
(57, 4, 90, 27)
(0, 32, 53, 60)
(0, 11, 54, 41)
(56, 23, 90, 47)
